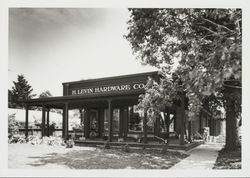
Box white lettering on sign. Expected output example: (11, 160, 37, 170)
(133, 83, 145, 90)
(71, 83, 145, 95)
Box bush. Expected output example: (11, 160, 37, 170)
(27, 135, 42, 145)
(122, 144, 131, 153)
(8, 134, 26, 144)
(65, 138, 74, 148)
(8, 134, 66, 147)
(8, 113, 20, 137)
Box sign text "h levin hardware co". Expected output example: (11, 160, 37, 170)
(71, 83, 145, 95)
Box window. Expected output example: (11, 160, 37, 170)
(128, 105, 156, 132)
(103, 108, 120, 132)
(112, 109, 120, 132)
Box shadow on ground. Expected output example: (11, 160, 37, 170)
(27, 148, 189, 169)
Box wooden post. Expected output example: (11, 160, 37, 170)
(62, 107, 65, 138)
(108, 99, 113, 142)
(64, 102, 69, 139)
(25, 105, 29, 138)
(199, 111, 202, 133)
(119, 107, 123, 138)
(47, 108, 50, 136)
(165, 110, 170, 138)
(79, 108, 83, 125)
(42, 105, 46, 137)
(143, 111, 148, 145)
(179, 92, 185, 145)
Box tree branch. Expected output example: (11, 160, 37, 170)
(201, 17, 236, 34)
(199, 26, 219, 35)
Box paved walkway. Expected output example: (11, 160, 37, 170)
(170, 142, 224, 169)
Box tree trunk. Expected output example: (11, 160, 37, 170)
(143, 111, 148, 146)
(188, 121, 192, 142)
(165, 111, 170, 138)
(225, 95, 239, 150)
(179, 92, 185, 145)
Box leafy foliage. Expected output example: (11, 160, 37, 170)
(39, 90, 52, 98)
(125, 9, 242, 150)
(8, 74, 36, 108)
(125, 8, 241, 120)
(8, 113, 20, 136)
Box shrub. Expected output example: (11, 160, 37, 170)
(122, 144, 131, 153)
(8, 113, 20, 137)
(65, 138, 74, 148)
(8, 134, 26, 144)
(9, 134, 66, 147)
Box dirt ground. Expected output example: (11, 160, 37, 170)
(8, 143, 188, 169)
(213, 147, 241, 169)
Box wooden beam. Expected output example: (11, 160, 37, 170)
(79, 108, 83, 125)
(25, 105, 29, 138)
(108, 99, 113, 142)
(46, 108, 50, 136)
(119, 107, 123, 138)
(166, 110, 170, 138)
(42, 105, 46, 137)
(64, 102, 69, 139)
(62, 107, 65, 138)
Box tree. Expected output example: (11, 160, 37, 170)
(125, 9, 241, 150)
(8, 74, 36, 108)
(37, 90, 62, 114)
(39, 90, 52, 98)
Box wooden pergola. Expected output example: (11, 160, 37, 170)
(22, 94, 143, 141)
(19, 72, 162, 143)
(18, 71, 191, 145)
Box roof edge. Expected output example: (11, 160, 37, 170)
(62, 71, 159, 85)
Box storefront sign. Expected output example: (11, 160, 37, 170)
(71, 83, 145, 95)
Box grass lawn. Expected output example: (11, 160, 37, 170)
(9, 143, 189, 169)
(213, 147, 241, 169)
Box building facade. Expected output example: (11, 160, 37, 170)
(20, 71, 223, 145)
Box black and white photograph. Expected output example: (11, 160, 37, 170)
(0, 0, 250, 177)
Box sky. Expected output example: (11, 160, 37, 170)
(8, 8, 157, 97)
